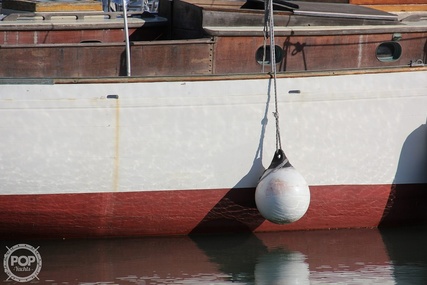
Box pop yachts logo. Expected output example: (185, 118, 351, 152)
(3, 244, 42, 282)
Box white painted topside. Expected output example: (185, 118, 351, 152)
(0, 69, 426, 194)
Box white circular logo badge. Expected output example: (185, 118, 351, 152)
(3, 244, 42, 282)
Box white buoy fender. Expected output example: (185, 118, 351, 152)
(255, 149, 310, 224)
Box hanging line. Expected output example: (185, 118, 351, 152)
(263, 0, 282, 152)
(262, 0, 268, 73)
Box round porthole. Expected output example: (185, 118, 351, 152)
(256, 45, 284, 65)
(376, 42, 402, 62)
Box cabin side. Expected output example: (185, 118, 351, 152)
(159, 0, 427, 73)
(0, 0, 426, 78)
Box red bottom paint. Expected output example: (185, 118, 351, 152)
(0, 184, 426, 239)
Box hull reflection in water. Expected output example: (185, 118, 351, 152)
(2, 228, 427, 284)
(380, 226, 427, 284)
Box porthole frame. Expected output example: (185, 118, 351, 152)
(376, 41, 402, 62)
(255, 45, 284, 65)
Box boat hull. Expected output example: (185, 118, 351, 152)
(1, 69, 427, 238)
(1, 183, 426, 239)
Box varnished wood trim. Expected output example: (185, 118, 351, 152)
(40, 66, 427, 85)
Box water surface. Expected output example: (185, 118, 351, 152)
(2, 226, 427, 284)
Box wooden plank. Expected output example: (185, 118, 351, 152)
(0, 40, 213, 77)
(2, 0, 102, 12)
(350, 0, 427, 4)
(46, 66, 427, 84)
(364, 4, 427, 11)
(212, 32, 427, 74)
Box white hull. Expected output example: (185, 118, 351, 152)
(1, 69, 426, 195)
